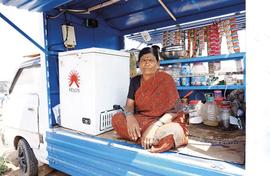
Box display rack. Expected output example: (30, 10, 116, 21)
(160, 52, 246, 91)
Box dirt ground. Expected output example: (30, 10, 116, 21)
(0, 116, 68, 176)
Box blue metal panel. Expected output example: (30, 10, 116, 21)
(120, 3, 245, 35)
(46, 131, 243, 176)
(0, 0, 245, 34)
(26, 0, 72, 12)
(1, 0, 31, 7)
(46, 11, 122, 52)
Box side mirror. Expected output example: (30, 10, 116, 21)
(0, 93, 9, 108)
(0, 81, 9, 95)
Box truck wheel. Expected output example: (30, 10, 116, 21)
(17, 138, 38, 176)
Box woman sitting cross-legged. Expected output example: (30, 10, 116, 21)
(112, 46, 188, 153)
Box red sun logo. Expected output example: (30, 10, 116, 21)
(68, 70, 80, 88)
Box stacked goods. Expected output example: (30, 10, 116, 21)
(187, 28, 206, 58)
(162, 30, 185, 47)
(161, 17, 241, 62)
(223, 19, 234, 53)
(187, 29, 197, 58)
(230, 18, 242, 72)
(129, 52, 137, 78)
(207, 24, 221, 73)
(192, 29, 197, 57)
(191, 62, 207, 86)
(222, 18, 241, 53)
(180, 30, 186, 53)
(173, 30, 181, 46)
(197, 28, 205, 55)
(187, 29, 191, 57)
(218, 21, 224, 51)
(207, 24, 221, 56)
(163, 30, 179, 47)
(161, 30, 187, 59)
(222, 18, 242, 71)
(221, 18, 240, 53)
(230, 18, 240, 53)
(162, 31, 170, 48)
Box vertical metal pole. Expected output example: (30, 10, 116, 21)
(243, 53, 246, 102)
(42, 13, 53, 128)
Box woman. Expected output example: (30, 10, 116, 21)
(112, 46, 188, 153)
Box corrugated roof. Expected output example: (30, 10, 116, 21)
(0, 0, 246, 35)
(126, 11, 246, 44)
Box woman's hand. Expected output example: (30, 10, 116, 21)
(126, 116, 141, 141)
(141, 124, 159, 149)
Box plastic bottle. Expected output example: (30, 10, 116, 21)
(181, 63, 191, 86)
(219, 103, 231, 129)
(164, 65, 172, 75)
(189, 100, 203, 124)
(191, 62, 208, 86)
(172, 64, 180, 86)
(214, 90, 222, 99)
(203, 96, 219, 126)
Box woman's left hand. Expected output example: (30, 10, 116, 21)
(141, 124, 159, 149)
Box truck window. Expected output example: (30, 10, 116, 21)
(9, 65, 40, 94)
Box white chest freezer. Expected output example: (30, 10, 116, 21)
(58, 48, 130, 135)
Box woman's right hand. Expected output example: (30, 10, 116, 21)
(126, 116, 141, 141)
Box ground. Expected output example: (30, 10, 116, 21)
(0, 114, 68, 176)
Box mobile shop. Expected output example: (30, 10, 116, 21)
(0, 0, 246, 175)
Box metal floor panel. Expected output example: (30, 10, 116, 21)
(46, 128, 244, 176)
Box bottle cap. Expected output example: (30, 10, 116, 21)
(206, 96, 214, 102)
(219, 101, 231, 108)
(189, 100, 199, 105)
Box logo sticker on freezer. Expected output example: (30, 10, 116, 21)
(68, 70, 80, 93)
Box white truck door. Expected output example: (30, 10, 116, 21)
(3, 65, 40, 149)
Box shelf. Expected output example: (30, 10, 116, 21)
(160, 52, 245, 65)
(176, 85, 245, 90)
(178, 71, 244, 78)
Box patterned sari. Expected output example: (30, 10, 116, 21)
(112, 71, 188, 152)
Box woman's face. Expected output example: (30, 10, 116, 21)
(139, 53, 159, 76)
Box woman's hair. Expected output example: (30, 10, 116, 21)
(138, 45, 160, 62)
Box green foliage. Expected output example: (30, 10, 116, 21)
(0, 157, 8, 175)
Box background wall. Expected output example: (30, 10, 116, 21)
(0, 4, 44, 82)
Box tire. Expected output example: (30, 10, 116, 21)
(17, 138, 38, 176)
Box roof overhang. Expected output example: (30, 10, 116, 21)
(0, 0, 245, 35)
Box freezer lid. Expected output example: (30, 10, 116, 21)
(58, 47, 130, 58)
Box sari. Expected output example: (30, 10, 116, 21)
(112, 71, 188, 152)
